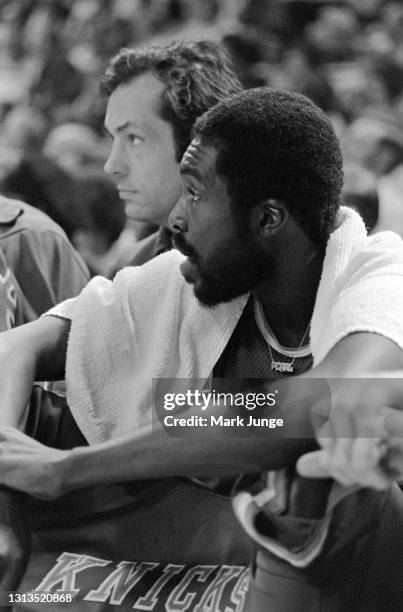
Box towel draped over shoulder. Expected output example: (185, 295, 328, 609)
(46, 208, 403, 444)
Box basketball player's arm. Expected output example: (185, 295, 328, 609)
(0, 316, 70, 428)
(0, 331, 402, 498)
(60, 332, 403, 490)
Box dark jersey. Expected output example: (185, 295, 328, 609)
(213, 297, 313, 379)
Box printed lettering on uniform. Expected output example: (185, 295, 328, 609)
(85, 562, 158, 604)
(36, 553, 111, 595)
(193, 566, 244, 612)
(134, 565, 185, 611)
(164, 565, 217, 611)
(33, 554, 250, 611)
(224, 568, 250, 612)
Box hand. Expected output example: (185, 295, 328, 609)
(0, 427, 69, 500)
(297, 376, 403, 489)
(297, 440, 403, 489)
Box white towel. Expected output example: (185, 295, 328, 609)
(311, 208, 403, 365)
(47, 208, 403, 444)
(63, 249, 247, 443)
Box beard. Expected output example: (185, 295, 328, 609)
(174, 231, 273, 307)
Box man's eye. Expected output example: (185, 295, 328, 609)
(128, 135, 143, 147)
(188, 188, 201, 204)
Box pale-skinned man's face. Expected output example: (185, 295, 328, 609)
(103, 72, 183, 227)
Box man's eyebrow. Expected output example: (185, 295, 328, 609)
(180, 165, 203, 183)
(104, 121, 142, 135)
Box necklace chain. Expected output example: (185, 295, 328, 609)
(268, 323, 311, 373)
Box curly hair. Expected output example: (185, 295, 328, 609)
(101, 40, 242, 161)
(193, 88, 344, 247)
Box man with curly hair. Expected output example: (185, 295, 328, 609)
(102, 40, 242, 267)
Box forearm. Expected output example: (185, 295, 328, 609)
(65, 436, 316, 491)
(62, 402, 316, 491)
(0, 316, 70, 427)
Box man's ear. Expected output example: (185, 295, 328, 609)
(255, 199, 289, 237)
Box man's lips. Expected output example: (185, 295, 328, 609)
(173, 236, 196, 260)
(173, 236, 200, 282)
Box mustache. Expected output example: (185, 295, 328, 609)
(173, 234, 198, 261)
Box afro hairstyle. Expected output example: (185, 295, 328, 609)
(193, 87, 344, 247)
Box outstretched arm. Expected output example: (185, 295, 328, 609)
(1, 331, 403, 499)
(59, 333, 403, 493)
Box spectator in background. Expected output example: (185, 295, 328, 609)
(269, 46, 336, 113)
(342, 113, 403, 177)
(370, 55, 403, 104)
(304, 5, 359, 62)
(29, 30, 84, 118)
(101, 39, 242, 268)
(43, 122, 105, 176)
(1, 153, 85, 241)
(341, 112, 403, 237)
(223, 31, 266, 88)
(0, 104, 47, 155)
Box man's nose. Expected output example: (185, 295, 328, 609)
(103, 142, 127, 177)
(169, 194, 188, 233)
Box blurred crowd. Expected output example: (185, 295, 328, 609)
(1, 0, 403, 276)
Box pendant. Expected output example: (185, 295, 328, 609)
(271, 360, 294, 373)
